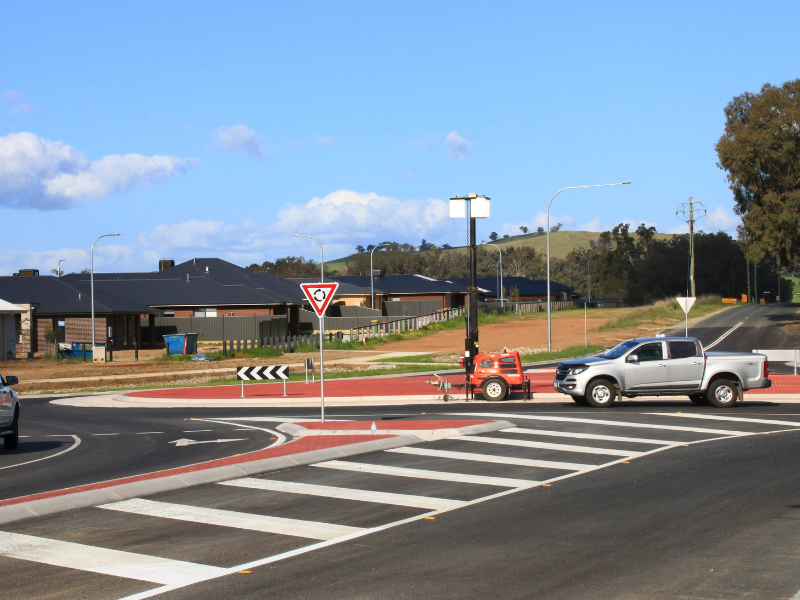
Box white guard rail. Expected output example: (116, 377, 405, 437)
(753, 349, 799, 375)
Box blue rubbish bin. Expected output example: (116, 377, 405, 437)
(71, 342, 92, 360)
(163, 333, 200, 355)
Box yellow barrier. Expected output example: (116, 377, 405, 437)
(722, 298, 738, 304)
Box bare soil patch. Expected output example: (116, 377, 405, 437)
(378, 309, 681, 354)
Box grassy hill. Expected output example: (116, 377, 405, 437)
(326, 230, 677, 273)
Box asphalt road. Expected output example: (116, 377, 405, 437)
(3, 399, 800, 599)
(677, 302, 800, 350)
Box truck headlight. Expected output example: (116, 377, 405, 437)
(567, 366, 588, 375)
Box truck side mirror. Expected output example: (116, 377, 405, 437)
(626, 354, 639, 363)
(4, 375, 18, 386)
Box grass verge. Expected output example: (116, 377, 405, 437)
(598, 295, 725, 331)
(374, 344, 604, 364)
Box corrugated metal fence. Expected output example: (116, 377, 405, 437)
(143, 315, 287, 342)
(384, 299, 443, 317)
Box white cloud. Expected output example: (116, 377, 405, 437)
(445, 131, 473, 160)
(0, 132, 198, 210)
(499, 212, 575, 236)
(211, 125, 266, 158)
(704, 206, 739, 232)
(313, 135, 338, 146)
(4, 91, 21, 102)
(0, 189, 476, 274)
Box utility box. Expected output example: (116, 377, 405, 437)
(163, 333, 199, 355)
(92, 344, 106, 363)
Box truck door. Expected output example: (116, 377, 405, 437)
(667, 340, 704, 389)
(623, 342, 668, 390)
(0, 376, 10, 426)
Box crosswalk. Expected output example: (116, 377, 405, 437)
(2, 410, 800, 600)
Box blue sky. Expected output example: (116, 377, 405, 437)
(1, 1, 798, 275)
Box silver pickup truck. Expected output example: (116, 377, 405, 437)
(0, 373, 19, 449)
(554, 336, 771, 408)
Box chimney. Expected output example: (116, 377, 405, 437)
(186, 273, 190, 283)
(159, 259, 175, 272)
(205, 266, 209, 273)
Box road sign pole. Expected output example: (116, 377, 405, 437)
(320, 314, 325, 422)
(241, 379, 244, 398)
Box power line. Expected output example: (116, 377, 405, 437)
(676, 197, 707, 297)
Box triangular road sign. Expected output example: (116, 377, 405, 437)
(675, 297, 696, 314)
(301, 282, 340, 317)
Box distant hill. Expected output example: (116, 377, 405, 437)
(326, 230, 677, 273)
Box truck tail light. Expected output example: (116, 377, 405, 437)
(764, 361, 769, 378)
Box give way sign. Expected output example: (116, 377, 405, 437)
(301, 282, 340, 317)
(675, 297, 696, 314)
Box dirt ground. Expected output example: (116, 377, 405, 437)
(7, 349, 380, 383)
(5, 307, 719, 393)
(378, 309, 681, 354)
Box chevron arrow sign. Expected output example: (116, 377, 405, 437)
(236, 365, 290, 381)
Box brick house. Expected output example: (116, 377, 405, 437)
(64, 258, 308, 340)
(446, 277, 574, 302)
(329, 274, 468, 312)
(0, 276, 157, 357)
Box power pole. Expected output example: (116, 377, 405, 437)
(676, 197, 706, 297)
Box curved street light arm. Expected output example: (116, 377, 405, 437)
(546, 182, 630, 351)
(293, 234, 324, 282)
(91, 233, 121, 347)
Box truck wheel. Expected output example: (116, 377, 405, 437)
(3, 408, 18, 450)
(707, 379, 738, 408)
(688, 393, 709, 406)
(585, 379, 616, 408)
(572, 395, 590, 406)
(481, 379, 508, 401)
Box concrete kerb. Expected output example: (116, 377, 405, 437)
(0, 420, 511, 526)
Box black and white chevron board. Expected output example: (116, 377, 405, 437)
(236, 365, 289, 381)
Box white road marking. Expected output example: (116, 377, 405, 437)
(704, 321, 744, 350)
(454, 413, 752, 436)
(136, 432, 163, 435)
(506, 427, 681, 445)
(168, 438, 246, 447)
(314, 460, 539, 488)
(92, 433, 119, 436)
(116, 442, 713, 599)
(190, 418, 287, 446)
(220, 478, 464, 510)
(99, 498, 359, 541)
(645, 413, 800, 428)
(460, 435, 645, 457)
(0, 435, 81, 471)
(386, 446, 593, 471)
(0, 531, 225, 585)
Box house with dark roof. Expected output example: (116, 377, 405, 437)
(330, 274, 468, 312)
(0, 276, 157, 357)
(445, 277, 574, 302)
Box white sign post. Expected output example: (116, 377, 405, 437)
(300, 282, 339, 422)
(676, 297, 696, 337)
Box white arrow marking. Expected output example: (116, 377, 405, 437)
(265, 367, 276, 380)
(251, 367, 263, 380)
(276, 366, 289, 379)
(237, 367, 250, 380)
(169, 438, 247, 447)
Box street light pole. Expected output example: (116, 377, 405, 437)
(450, 194, 490, 394)
(369, 244, 386, 310)
(293, 233, 327, 421)
(575, 254, 591, 304)
(91, 233, 121, 349)
(57, 258, 66, 278)
(575, 254, 591, 347)
(485, 243, 503, 307)
(546, 182, 630, 352)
